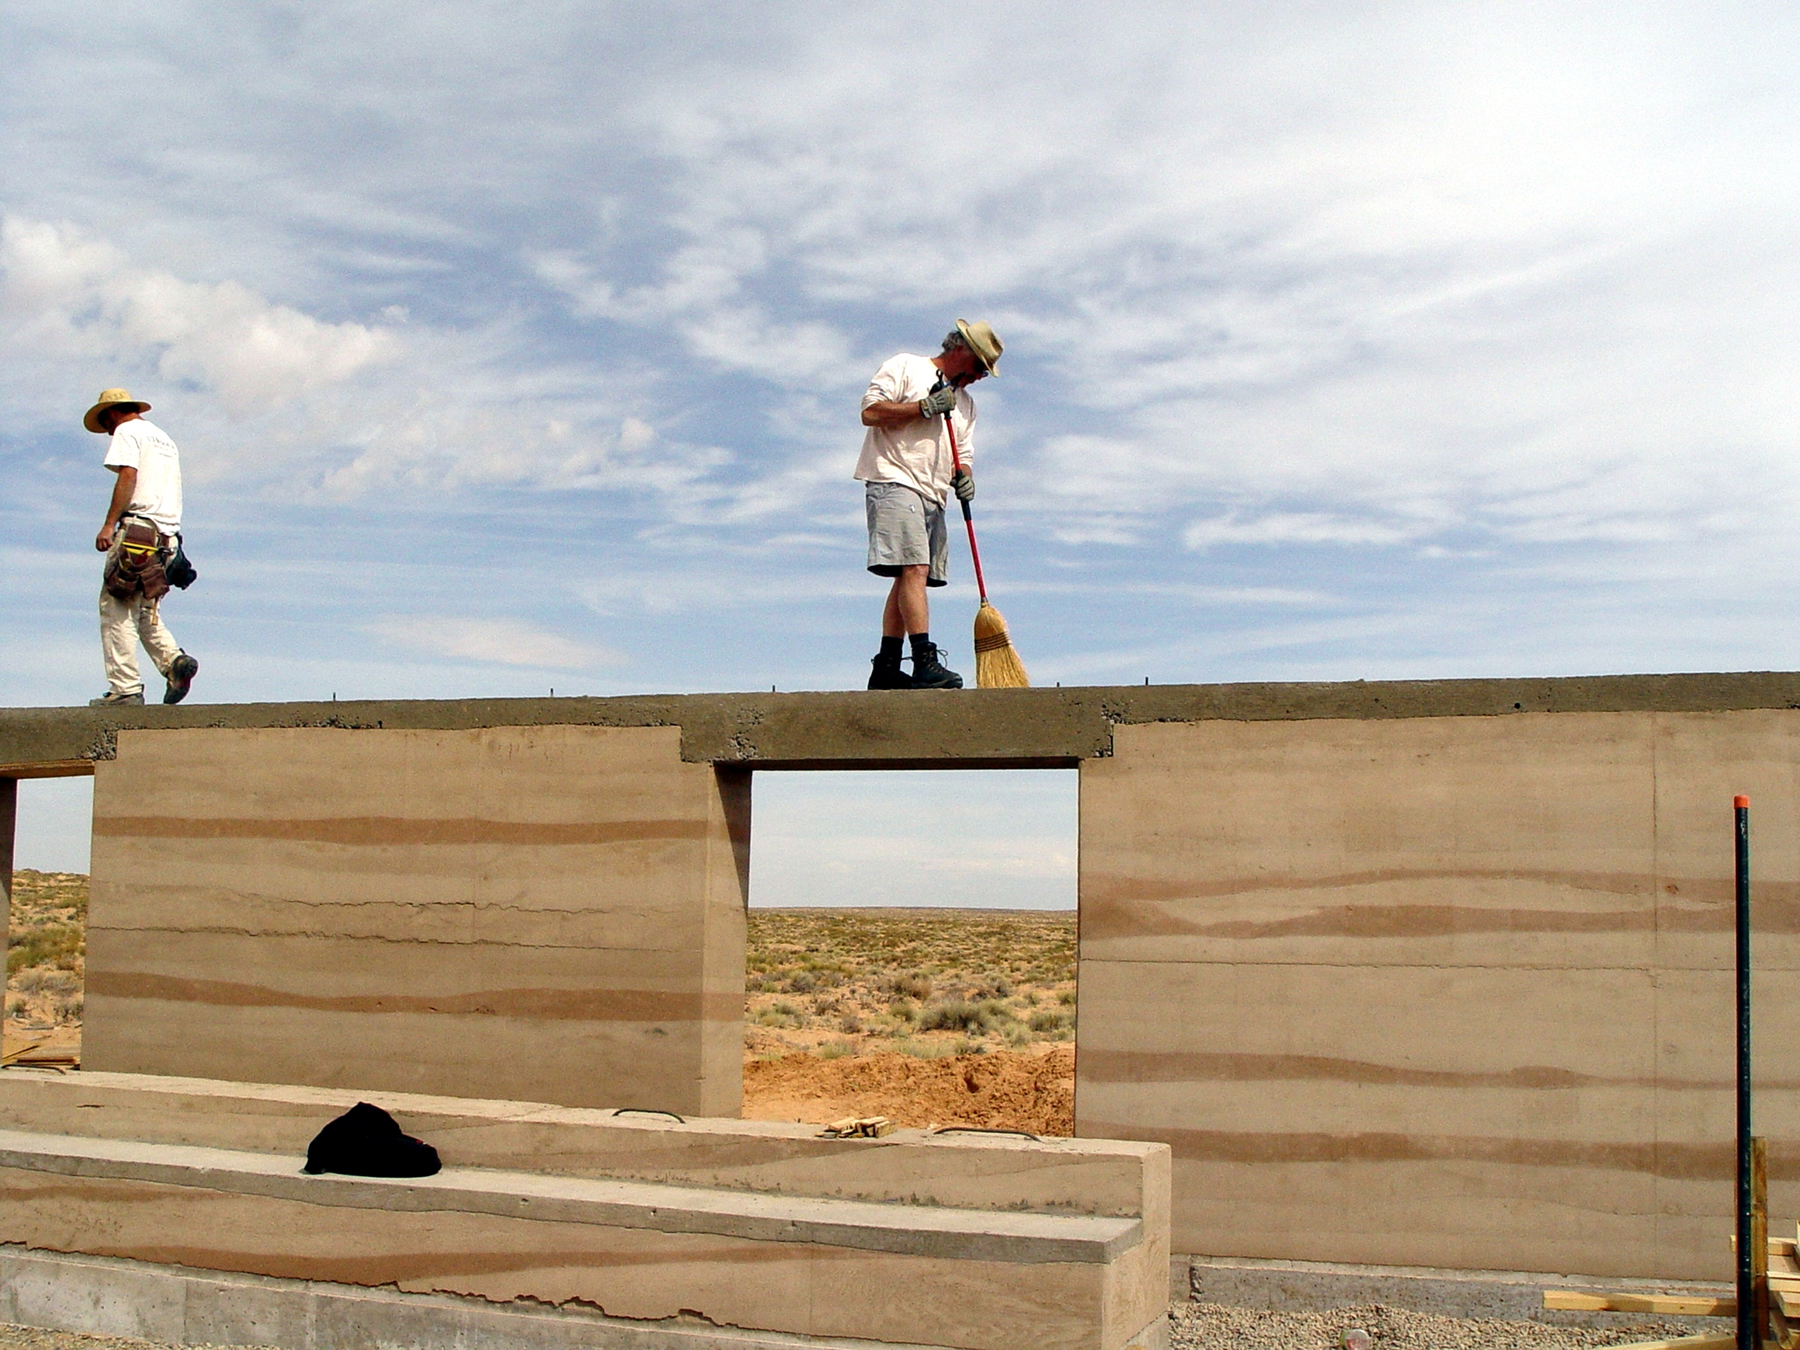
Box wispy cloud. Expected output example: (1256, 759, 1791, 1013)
(1184, 512, 1429, 550)
(367, 617, 618, 671)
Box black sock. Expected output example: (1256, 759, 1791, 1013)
(879, 636, 902, 662)
(910, 632, 932, 660)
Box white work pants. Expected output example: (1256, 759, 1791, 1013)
(100, 575, 181, 697)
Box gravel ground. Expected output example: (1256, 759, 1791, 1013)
(1171, 1301, 1704, 1350)
(0, 1331, 275, 1350)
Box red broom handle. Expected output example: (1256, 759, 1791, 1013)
(942, 412, 989, 603)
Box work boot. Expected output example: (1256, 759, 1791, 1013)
(908, 643, 964, 689)
(89, 690, 144, 706)
(868, 654, 913, 690)
(164, 652, 199, 705)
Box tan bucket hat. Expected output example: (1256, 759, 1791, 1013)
(956, 319, 1003, 376)
(84, 388, 151, 434)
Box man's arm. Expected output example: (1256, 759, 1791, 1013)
(864, 383, 958, 429)
(862, 400, 927, 430)
(96, 466, 136, 551)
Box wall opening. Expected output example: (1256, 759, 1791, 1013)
(4, 774, 92, 1067)
(741, 768, 1078, 1134)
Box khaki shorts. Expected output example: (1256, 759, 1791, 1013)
(865, 481, 948, 587)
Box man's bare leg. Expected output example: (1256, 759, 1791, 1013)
(882, 565, 930, 637)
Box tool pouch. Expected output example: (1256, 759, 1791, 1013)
(164, 537, 197, 590)
(104, 522, 171, 603)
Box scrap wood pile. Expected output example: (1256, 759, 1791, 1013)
(1544, 1226, 1800, 1350)
(819, 1115, 895, 1138)
(0, 1040, 77, 1070)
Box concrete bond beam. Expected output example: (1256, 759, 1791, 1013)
(8, 672, 1800, 773)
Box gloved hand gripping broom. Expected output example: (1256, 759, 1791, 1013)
(942, 411, 1029, 688)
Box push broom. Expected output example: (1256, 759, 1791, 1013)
(942, 411, 1029, 688)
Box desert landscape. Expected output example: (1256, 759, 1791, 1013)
(743, 905, 1076, 1134)
(2, 871, 83, 1067)
(3, 872, 1075, 1133)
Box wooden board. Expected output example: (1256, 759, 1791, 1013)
(1544, 1291, 1732, 1317)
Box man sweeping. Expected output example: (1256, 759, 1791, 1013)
(86, 388, 199, 706)
(855, 320, 1003, 690)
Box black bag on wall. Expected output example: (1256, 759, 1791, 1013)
(302, 1102, 440, 1177)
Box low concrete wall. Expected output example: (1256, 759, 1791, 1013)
(0, 1069, 1166, 1222)
(2, 1247, 1156, 1350)
(0, 1071, 1171, 1350)
(1077, 711, 1800, 1280)
(83, 725, 749, 1116)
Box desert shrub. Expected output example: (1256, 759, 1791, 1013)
(14, 967, 77, 995)
(4, 996, 24, 1017)
(53, 994, 83, 1023)
(838, 1013, 863, 1034)
(786, 971, 816, 994)
(889, 972, 932, 1001)
(919, 1000, 993, 1034)
(887, 998, 917, 1023)
(7, 923, 83, 976)
(755, 1002, 802, 1028)
(1005, 1023, 1034, 1048)
(896, 1038, 956, 1059)
(817, 1039, 855, 1060)
(1058, 989, 1077, 1006)
(772, 1000, 798, 1017)
(1029, 1009, 1072, 1034)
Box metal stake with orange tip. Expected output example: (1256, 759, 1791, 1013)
(942, 411, 1028, 688)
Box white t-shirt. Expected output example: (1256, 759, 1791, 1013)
(852, 353, 976, 504)
(103, 418, 183, 534)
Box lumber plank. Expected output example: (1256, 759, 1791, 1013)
(1596, 1335, 1732, 1350)
(1543, 1291, 1732, 1317)
(1756, 1138, 1772, 1341)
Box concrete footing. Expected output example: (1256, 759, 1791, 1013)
(1181, 1254, 1728, 1328)
(2, 1246, 1175, 1350)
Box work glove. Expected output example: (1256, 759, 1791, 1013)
(951, 467, 975, 502)
(918, 384, 957, 418)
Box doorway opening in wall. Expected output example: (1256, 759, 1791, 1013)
(742, 768, 1078, 1136)
(4, 775, 93, 1068)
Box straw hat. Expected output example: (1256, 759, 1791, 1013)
(955, 320, 1003, 376)
(84, 388, 151, 434)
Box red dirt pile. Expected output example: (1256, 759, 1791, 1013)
(743, 1045, 1074, 1136)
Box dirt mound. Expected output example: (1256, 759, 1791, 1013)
(743, 1045, 1074, 1136)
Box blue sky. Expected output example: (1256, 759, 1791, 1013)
(5, 4, 1798, 891)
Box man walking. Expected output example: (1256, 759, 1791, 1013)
(86, 388, 198, 706)
(855, 320, 1003, 690)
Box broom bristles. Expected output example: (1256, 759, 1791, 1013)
(973, 600, 1029, 688)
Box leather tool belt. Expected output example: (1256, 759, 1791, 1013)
(103, 518, 172, 603)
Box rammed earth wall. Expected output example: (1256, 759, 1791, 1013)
(4, 674, 1799, 1280)
(82, 724, 749, 1116)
